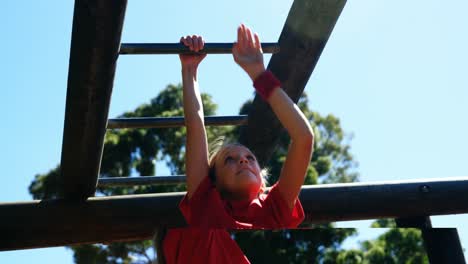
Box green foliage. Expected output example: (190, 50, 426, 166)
(233, 227, 428, 264)
(361, 228, 428, 264)
(323, 219, 428, 264)
(29, 165, 60, 200)
(371, 218, 396, 228)
(336, 249, 364, 264)
(70, 241, 153, 264)
(70, 244, 108, 264)
(234, 229, 357, 264)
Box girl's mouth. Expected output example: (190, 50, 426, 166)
(236, 167, 254, 175)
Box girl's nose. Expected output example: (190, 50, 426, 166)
(239, 156, 249, 164)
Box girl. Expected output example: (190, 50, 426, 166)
(160, 24, 314, 264)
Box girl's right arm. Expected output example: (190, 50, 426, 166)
(180, 35, 209, 199)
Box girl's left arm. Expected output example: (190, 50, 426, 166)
(267, 88, 314, 210)
(233, 24, 314, 210)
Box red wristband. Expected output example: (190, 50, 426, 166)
(253, 70, 281, 101)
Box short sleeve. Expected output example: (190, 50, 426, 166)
(164, 229, 250, 264)
(179, 176, 211, 223)
(179, 176, 233, 227)
(261, 183, 305, 228)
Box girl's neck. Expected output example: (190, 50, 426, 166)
(219, 189, 256, 202)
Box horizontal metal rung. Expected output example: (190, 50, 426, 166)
(107, 115, 248, 129)
(119, 42, 280, 55)
(98, 176, 186, 187)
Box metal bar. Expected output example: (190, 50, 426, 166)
(107, 115, 248, 129)
(239, 0, 347, 165)
(98, 176, 186, 187)
(396, 216, 466, 264)
(3, 176, 468, 250)
(119, 42, 279, 55)
(58, 0, 127, 200)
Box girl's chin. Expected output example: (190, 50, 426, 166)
(237, 173, 261, 186)
(236, 177, 261, 194)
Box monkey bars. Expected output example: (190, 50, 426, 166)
(5, 0, 465, 263)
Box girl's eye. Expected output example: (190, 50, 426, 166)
(225, 156, 234, 163)
(247, 155, 255, 161)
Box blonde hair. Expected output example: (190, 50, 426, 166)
(208, 137, 268, 195)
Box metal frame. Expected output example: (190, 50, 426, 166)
(119, 43, 280, 54)
(107, 115, 247, 129)
(98, 176, 186, 187)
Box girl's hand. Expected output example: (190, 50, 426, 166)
(233, 24, 266, 81)
(180, 35, 207, 69)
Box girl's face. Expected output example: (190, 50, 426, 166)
(214, 145, 262, 201)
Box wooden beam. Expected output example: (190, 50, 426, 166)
(422, 229, 466, 264)
(2, 177, 468, 250)
(239, 0, 347, 165)
(1, 192, 185, 251)
(58, 0, 127, 200)
(299, 177, 468, 223)
(396, 217, 466, 264)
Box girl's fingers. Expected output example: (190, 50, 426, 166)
(237, 25, 245, 51)
(237, 24, 262, 54)
(181, 35, 206, 52)
(241, 24, 249, 48)
(181, 36, 188, 46)
(192, 35, 199, 52)
(245, 27, 253, 48)
(197, 36, 204, 51)
(254, 33, 262, 51)
(186, 36, 193, 51)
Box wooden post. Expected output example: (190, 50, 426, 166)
(239, 0, 347, 165)
(58, 0, 127, 200)
(396, 216, 466, 264)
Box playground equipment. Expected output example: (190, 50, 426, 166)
(1, 1, 466, 263)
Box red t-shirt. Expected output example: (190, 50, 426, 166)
(180, 175, 304, 228)
(163, 229, 250, 264)
(163, 176, 304, 264)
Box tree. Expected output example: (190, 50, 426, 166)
(233, 229, 355, 264)
(322, 219, 429, 264)
(28, 84, 425, 263)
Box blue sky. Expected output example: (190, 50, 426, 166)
(1, 0, 467, 263)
